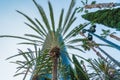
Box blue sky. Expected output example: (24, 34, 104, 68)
(0, 0, 120, 80)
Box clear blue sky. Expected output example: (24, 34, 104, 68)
(0, 0, 120, 80)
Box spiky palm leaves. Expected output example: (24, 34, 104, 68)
(5, 44, 51, 79)
(6, 45, 52, 80)
(0, 0, 88, 79)
(71, 55, 89, 80)
(88, 58, 120, 80)
(82, 8, 120, 30)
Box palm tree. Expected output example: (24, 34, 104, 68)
(0, 0, 88, 79)
(88, 58, 120, 80)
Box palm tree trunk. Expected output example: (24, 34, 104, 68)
(52, 53, 58, 80)
(50, 46, 60, 80)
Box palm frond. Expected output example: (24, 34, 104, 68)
(33, 0, 51, 34)
(34, 54, 52, 76)
(35, 18, 47, 35)
(96, 43, 112, 47)
(24, 22, 44, 37)
(72, 54, 88, 62)
(67, 38, 85, 44)
(88, 59, 104, 79)
(0, 35, 40, 43)
(62, 0, 75, 33)
(17, 10, 46, 37)
(48, 1, 55, 33)
(67, 45, 85, 53)
(14, 72, 26, 77)
(11, 60, 33, 74)
(69, 66, 77, 79)
(24, 34, 44, 42)
(72, 55, 89, 80)
(18, 42, 40, 46)
(64, 23, 89, 41)
(23, 66, 30, 80)
(10, 61, 28, 72)
(6, 53, 28, 60)
(34, 44, 38, 58)
(27, 48, 36, 61)
(57, 9, 64, 33)
(63, 8, 77, 35)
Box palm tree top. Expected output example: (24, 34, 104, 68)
(0, 0, 88, 79)
(0, 0, 86, 52)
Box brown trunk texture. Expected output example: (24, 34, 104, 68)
(50, 46, 60, 80)
(52, 55, 58, 80)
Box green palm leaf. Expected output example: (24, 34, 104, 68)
(35, 18, 47, 35)
(64, 23, 89, 41)
(72, 55, 89, 80)
(24, 34, 44, 42)
(57, 9, 64, 33)
(33, 0, 51, 34)
(67, 45, 85, 52)
(63, 8, 77, 35)
(62, 0, 75, 33)
(48, 1, 55, 33)
(17, 11, 46, 37)
(0, 35, 39, 42)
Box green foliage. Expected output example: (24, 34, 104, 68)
(101, 29, 110, 38)
(88, 58, 120, 80)
(82, 8, 120, 30)
(69, 55, 89, 80)
(77, 0, 88, 13)
(7, 45, 52, 80)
